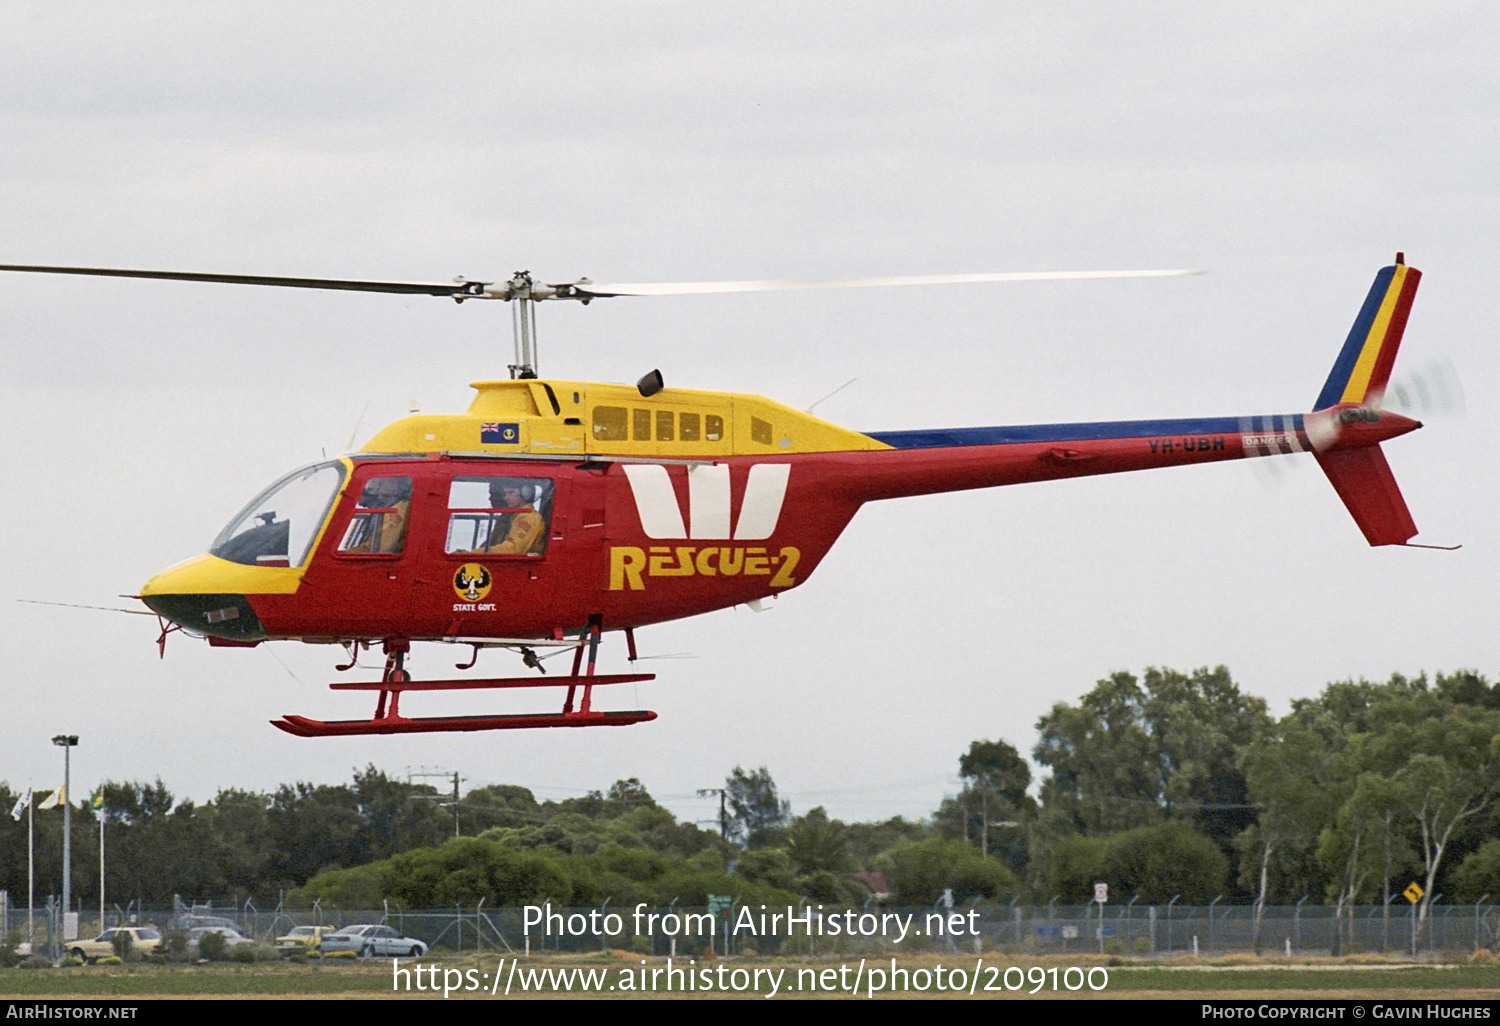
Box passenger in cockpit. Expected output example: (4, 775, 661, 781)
(487, 480, 545, 554)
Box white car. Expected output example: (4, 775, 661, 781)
(320, 924, 427, 958)
(188, 926, 251, 952)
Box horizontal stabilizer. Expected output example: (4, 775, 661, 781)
(1314, 444, 1417, 546)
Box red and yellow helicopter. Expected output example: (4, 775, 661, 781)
(1, 257, 1433, 737)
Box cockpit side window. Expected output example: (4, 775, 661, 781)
(445, 476, 554, 556)
(337, 476, 414, 555)
(210, 461, 348, 568)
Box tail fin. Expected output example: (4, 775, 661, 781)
(1313, 254, 1422, 411)
(1313, 255, 1423, 546)
(1314, 446, 1417, 546)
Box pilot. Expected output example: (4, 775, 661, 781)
(487, 479, 545, 554)
(351, 477, 412, 554)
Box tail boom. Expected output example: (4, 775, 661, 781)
(848, 412, 1393, 503)
(847, 256, 1428, 544)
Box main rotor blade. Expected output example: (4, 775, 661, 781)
(568, 268, 1204, 298)
(0, 263, 487, 298)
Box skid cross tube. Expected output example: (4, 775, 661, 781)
(273, 622, 657, 737)
(271, 671, 656, 737)
(328, 674, 654, 691)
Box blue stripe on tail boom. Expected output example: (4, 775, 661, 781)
(866, 415, 1288, 449)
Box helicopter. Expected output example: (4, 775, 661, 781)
(0, 256, 1435, 737)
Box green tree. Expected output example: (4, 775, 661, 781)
(1240, 671, 1500, 950)
(1349, 686, 1500, 944)
(785, 807, 852, 876)
(352, 766, 445, 856)
(878, 838, 1016, 904)
(203, 788, 272, 897)
(267, 781, 367, 886)
(1452, 839, 1500, 902)
(605, 778, 655, 813)
(725, 766, 789, 849)
(93, 780, 227, 903)
(1317, 772, 1401, 954)
(956, 739, 1033, 866)
(734, 848, 796, 890)
(1102, 821, 1229, 904)
(1034, 666, 1268, 869)
(1034, 822, 1226, 904)
(463, 785, 543, 832)
(1238, 704, 1348, 949)
(1035, 671, 1157, 835)
(845, 817, 928, 871)
(1143, 666, 1268, 847)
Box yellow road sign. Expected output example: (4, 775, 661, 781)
(1403, 881, 1424, 904)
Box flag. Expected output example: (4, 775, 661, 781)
(37, 786, 64, 810)
(90, 786, 104, 810)
(9, 787, 30, 821)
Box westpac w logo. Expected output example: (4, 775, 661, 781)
(622, 464, 789, 540)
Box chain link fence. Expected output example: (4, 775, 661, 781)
(5, 893, 1497, 958)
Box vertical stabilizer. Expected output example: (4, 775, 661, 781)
(1313, 256, 1421, 411)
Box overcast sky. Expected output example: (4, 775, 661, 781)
(1, 2, 1495, 830)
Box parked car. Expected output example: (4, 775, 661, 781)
(188, 925, 252, 956)
(320, 924, 427, 958)
(69, 927, 163, 963)
(275, 924, 335, 956)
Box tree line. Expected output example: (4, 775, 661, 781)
(3, 666, 1497, 923)
(944, 666, 1500, 949)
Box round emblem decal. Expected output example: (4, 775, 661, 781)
(453, 563, 493, 601)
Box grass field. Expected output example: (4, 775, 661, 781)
(2, 953, 1498, 999)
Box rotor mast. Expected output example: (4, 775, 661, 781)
(507, 272, 540, 379)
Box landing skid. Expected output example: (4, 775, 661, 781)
(272, 622, 658, 737)
(271, 673, 657, 737)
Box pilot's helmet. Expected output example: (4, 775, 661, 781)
(361, 476, 411, 506)
(491, 479, 537, 506)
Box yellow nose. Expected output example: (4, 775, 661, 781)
(139, 552, 301, 639)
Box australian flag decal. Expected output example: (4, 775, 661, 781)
(481, 422, 520, 444)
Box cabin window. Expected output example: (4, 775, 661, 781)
(338, 476, 414, 555)
(679, 412, 701, 441)
(655, 410, 674, 441)
(592, 406, 628, 440)
(633, 408, 652, 441)
(211, 460, 348, 568)
(751, 416, 773, 445)
(705, 414, 724, 442)
(445, 476, 554, 556)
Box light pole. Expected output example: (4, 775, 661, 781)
(51, 735, 77, 940)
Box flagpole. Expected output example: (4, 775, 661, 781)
(98, 806, 104, 933)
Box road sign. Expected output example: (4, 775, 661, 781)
(1094, 882, 1108, 903)
(1403, 881, 1424, 905)
(707, 894, 735, 915)
(1061, 925, 1079, 939)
